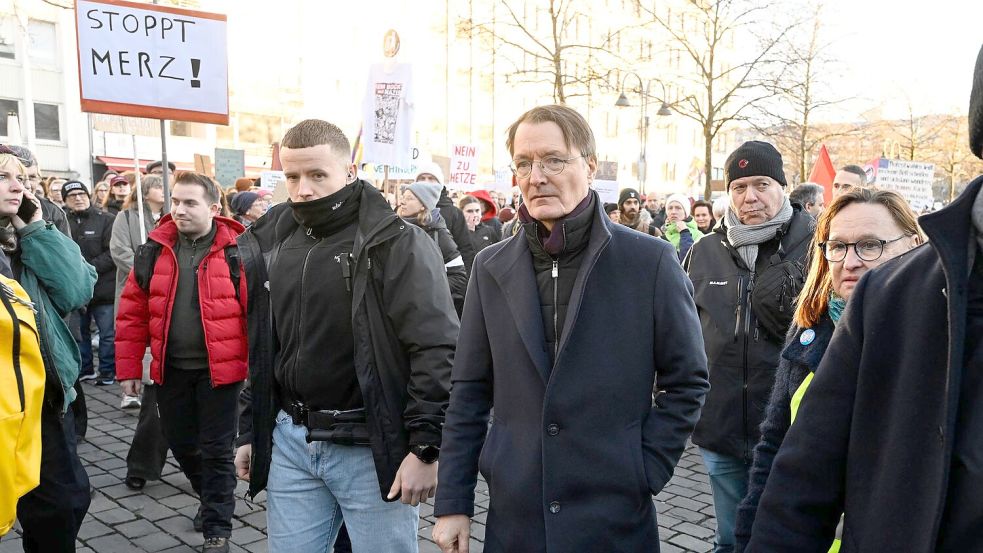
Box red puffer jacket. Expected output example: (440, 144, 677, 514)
(115, 215, 247, 387)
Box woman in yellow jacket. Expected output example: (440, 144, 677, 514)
(0, 274, 45, 536)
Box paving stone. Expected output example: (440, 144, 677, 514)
(93, 506, 138, 525)
(668, 532, 714, 553)
(77, 519, 114, 540)
(116, 519, 161, 539)
(85, 534, 137, 553)
(230, 525, 266, 545)
(131, 532, 182, 552)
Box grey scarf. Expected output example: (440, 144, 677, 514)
(725, 197, 794, 273)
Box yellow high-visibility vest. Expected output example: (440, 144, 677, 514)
(790, 369, 842, 553)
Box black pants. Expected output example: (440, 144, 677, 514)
(17, 401, 91, 552)
(126, 384, 170, 481)
(156, 369, 240, 538)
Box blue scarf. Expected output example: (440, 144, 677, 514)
(828, 292, 847, 324)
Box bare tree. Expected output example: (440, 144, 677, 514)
(891, 100, 950, 162)
(751, 1, 862, 183)
(467, 0, 630, 103)
(636, 0, 796, 199)
(925, 114, 983, 202)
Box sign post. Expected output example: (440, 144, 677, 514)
(75, 0, 229, 209)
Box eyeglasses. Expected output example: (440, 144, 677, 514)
(819, 235, 908, 262)
(111, 182, 128, 187)
(510, 155, 584, 178)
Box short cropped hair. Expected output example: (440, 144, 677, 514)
(173, 171, 221, 205)
(839, 164, 868, 184)
(506, 105, 597, 162)
(789, 183, 824, 207)
(281, 119, 352, 159)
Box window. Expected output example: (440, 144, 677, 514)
(33, 103, 59, 141)
(0, 17, 15, 60)
(0, 99, 18, 136)
(28, 20, 57, 66)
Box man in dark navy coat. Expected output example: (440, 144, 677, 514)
(432, 104, 710, 553)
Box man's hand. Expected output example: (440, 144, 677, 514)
(386, 453, 437, 506)
(11, 189, 43, 230)
(120, 378, 142, 397)
(433, 514, 471, 553)
(234, 444, 251, 481)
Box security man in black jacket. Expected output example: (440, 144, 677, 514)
(63, 180, 118, 385)
(683, 141, 814, 553)
(234, 119, 459, 553)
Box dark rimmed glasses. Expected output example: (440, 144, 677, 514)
(819, 235, 908, 262)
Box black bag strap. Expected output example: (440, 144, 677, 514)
(1, 282, 25, 412)
(224, 245, 241, 301)
(133, 241, 163, 294)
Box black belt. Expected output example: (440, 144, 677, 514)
(282, 399, 370, 446)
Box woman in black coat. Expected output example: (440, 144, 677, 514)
(399, 182, 468, 316)
(734, 188, 923, 551)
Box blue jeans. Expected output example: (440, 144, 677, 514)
(267, 410, 419, 553)
(78, 304, 115, 379)
(701, 448, 751, 553)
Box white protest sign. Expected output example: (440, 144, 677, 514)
(75, 0, 229, 124)
(592, 160, 619, 204)
(873, 158, 936, 211)
(259, 170, 285, 191)
(449, 144, 479, 190)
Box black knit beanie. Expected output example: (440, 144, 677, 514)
(618, 188, 641, 207)
(724, 141, 787, 188)
(969, 44, 983, 159)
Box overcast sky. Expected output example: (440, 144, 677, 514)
(821, 0, 982, 120)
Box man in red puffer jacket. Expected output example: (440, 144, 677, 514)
(115, 172, 246, 553)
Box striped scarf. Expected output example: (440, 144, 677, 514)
(724, 197, 793, 274)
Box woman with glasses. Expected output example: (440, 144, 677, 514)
(734, 187, 923, 551)
(102, 175, 131, 215)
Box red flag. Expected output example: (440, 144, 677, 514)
(271, 142, 282, 171)
(808, 144, 835, 203)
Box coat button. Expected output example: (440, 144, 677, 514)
(547, 423, 559, 436)
(549, 501, 561, 514)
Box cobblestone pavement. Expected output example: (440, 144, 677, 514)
(1, 381, 717, 553)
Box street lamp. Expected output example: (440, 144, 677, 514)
(615, 72, 672, 193)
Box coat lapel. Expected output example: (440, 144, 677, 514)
(555, 199, 612, 363)
(487, 234, 551, 384)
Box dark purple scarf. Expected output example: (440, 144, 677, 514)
(518, 192, 594, 257)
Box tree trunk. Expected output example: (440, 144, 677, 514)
(704, 128, 714, 200)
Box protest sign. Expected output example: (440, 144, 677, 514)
(870, 158, 936, 211)
(214, 148, 245, 186)
(75, 0, 229, 124)
(259, 170, 285, 192)
(592, 160, 619, 204)
(449, 144, 479, 190)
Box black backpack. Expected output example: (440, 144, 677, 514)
(132, 240, 241, 300)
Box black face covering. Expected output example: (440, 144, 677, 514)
(289, 180, 363, 238)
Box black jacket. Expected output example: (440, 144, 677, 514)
(735, 315, 835, 551)
(67, 206, 117, 305)
(470, 223, 499, 253)
(404, 213, 468, 317)
(684, 207, 813, 459)
(434, 194, 709, 552)
(747, 177, 982, 552)
(39, 197, 70, 237)
(437, 187, 476, 273)
(237, 181, 459, 500)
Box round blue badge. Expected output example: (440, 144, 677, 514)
(800, 329, 816, 346)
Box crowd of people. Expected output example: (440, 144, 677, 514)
(1, 48, 982, 553)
